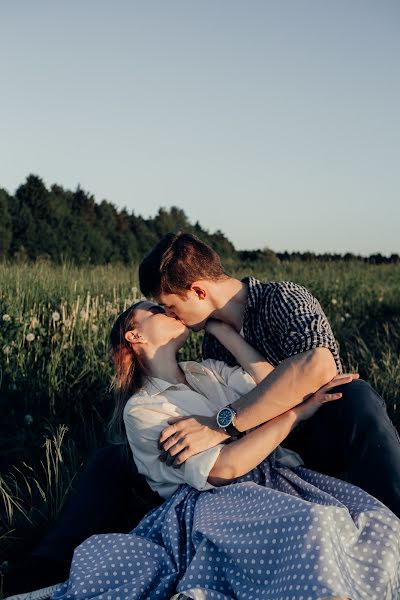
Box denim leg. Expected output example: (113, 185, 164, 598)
(32, 443, 163, 566)
(284, 379, 400, 517)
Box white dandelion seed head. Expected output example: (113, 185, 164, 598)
(331, 298, 338, 305)
(3, 345, 11, 355)
(2, 314, 11, 322)
(344, 312, 351, 318)
(26, 333, 35, 342)
(63, 319, 72, 327)
(52, 311, 61, 322)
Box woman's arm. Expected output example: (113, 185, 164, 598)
(207, 382, 344, 485)
(204, 319, 274, 384)
(208, 409, 298, 485)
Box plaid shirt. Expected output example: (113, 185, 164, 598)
(202, 276, 343, 374)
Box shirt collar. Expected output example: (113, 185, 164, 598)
(241, 275, 263, 310)
(141, 361, 208, 397)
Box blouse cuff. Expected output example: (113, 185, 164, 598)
(184, 444, 224, 491)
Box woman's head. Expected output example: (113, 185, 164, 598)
(109, 300, 188, 392)
(107, 299, 189, 445)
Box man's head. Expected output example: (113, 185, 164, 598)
(139, 232, 228, 330)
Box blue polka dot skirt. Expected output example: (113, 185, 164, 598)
(50, 451, 400, 599)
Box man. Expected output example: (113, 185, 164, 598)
(139, 232, 400, 510)
(4, 232, 400, 599)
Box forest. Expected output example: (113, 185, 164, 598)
(1, 174, 398, 265)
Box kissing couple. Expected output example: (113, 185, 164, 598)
(5, 232, 400, 600)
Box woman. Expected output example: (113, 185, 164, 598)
(51, 301, 400, 600)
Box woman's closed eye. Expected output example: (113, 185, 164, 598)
(149, 306, 166, 315)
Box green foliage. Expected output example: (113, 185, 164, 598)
(0, 190, 12, 258)
(0, 250, 399, 567)
(3, 175, 399, 268)
(2, 175, 236, 266)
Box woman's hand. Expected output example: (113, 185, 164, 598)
(293, 372, 360, 423)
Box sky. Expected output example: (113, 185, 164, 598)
(1, 1, 399, 255)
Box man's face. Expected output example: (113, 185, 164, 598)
(155, 288, 213, 331)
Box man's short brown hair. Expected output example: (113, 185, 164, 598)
(139, 232, 227, 297)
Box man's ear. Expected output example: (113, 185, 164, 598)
(190, 282, 207, 301)
(125, 330, 144, 344)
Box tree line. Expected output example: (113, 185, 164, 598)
(0, 175, 398, 265)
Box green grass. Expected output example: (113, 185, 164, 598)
(0, 259, 399, 568)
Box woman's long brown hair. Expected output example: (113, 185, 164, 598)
(107, 301, 146, 449)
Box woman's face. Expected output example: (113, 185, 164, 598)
(131, 301, 189, 349)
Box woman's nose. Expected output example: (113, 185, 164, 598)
(164, 307, 177, 318)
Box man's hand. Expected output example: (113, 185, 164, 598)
(159, 415, 230, 467)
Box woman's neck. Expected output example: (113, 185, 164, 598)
(144, 347, 187, 385)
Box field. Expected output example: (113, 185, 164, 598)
(1, 259, 400, 569)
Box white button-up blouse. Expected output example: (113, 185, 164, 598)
(123, 359, 304, 499)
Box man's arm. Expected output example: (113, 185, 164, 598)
(208, 375, 348, 484)
(231, 346, 336, 431)
(160, 347, 349, 459)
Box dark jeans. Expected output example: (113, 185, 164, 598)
(33, 379, 400, 571)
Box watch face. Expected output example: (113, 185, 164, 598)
(217, 408, 233, 427)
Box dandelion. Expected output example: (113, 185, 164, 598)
(26, 333, 35, 342)
(63, 319, 72, 327)
(378, 296, 384, 302)
(3, 345, 12, 355)
(331, 298, 338, 305)
(30, 317, 39, 328)
(340, 316, 345, 322)
(344, 312, 351, 319)
(24, 414, 34, 426)
(2, 314, 11, 322)
(52, 311, 61, 322)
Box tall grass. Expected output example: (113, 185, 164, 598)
(0, 259, 399, 566)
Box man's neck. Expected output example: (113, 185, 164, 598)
(209, 278, 248, 332)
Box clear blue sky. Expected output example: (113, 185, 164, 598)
(1, 1, 399, 254)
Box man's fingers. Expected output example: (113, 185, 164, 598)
(172, 449, 191, 466)
(159, 423, 178, 445)
(167, 440, 188, 458)
(167, 416, 186, 425)
(162, 433, 182, 452)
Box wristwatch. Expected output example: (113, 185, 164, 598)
(216, 404, 242, 437)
